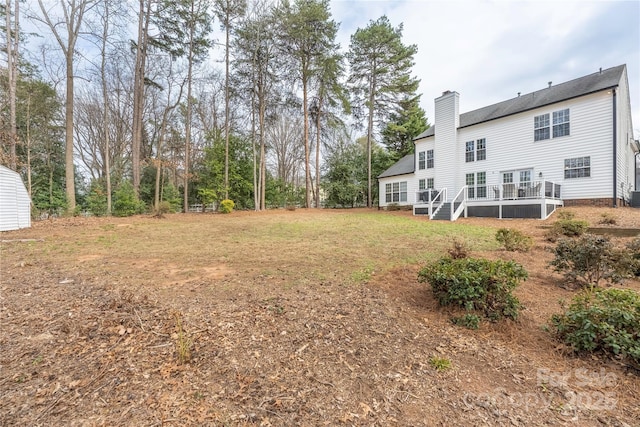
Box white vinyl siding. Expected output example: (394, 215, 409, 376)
(0, 166, 32, 231)
(457, 90, 614, 200)
(378, 173, 415, 207)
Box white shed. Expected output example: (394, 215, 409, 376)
(0, 165, 31, 231)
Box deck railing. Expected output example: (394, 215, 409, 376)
(481, 181, 561, 201)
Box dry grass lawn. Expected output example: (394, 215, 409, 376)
(1, 206, 639, 426)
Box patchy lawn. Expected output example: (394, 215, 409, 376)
(1, 207, 639, 426)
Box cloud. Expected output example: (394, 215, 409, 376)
(330, 0, 640, 135)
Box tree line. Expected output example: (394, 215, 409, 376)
(0, 0, 428, 216)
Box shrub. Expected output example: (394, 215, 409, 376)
(549, 234, 627, 287)
(495, 228, 533, 252)
(113, 182, 145, 217)
(418, 257, 527, 321)
(386, 203, 401, 211)
(447, 238, 470, 259)
(598, 212, 617, 225)
(551, 288, 640, 367)
(627, 238, 640, 276)
(219, 199, 235, 214)
(87, 185, 108, 217)
(545, 218, 589, 242)
(451, 313, 480, 330)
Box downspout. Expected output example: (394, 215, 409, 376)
(612, 88, 617, 207)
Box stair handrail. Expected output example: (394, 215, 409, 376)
(429, 187, 447, 220)
(450, 185, 467, 221)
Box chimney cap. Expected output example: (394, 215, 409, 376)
(548, 81, 552, 88)
(442, 90, 452, 96)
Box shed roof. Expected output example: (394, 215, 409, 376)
(414, 64, 625, 141)
(378, 154, 414, 178)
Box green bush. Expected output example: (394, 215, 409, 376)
(87, 182, 108, 217)
(627, 238, 640, 276)
(219, 199, 235, 214)
(113, 182, 146, 217)
(551, 288, 640, 367)
(451, 313, 480, 329)
(549, 234, 627, 287)
(418, 257, 527, 321)
(495, 228, 533, 252)
(545, 218, 589, 242)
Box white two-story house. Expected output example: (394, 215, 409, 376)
(378, 64, 639, 220)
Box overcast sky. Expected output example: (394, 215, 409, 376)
(329, 0, 640, 137)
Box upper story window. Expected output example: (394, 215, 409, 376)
(535, 108, 570, 141)
(465, 141, 474, 162)
(426, 149, 434, 168)
(476, 138, 486, 161)
(419, 179, 425, 190)
(465, 139, 486, 162)
(534, 114, 550, 141)
(418, 151, 425, 170)
(553, 109, 570, 137)
(564, 156, 590, 179)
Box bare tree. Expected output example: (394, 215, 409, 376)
(266, 114, 304, 185)
(34, 0, 99, 214)
(5, 0, 18, 170)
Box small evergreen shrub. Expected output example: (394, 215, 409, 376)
(87, 183, 108, 217)
(113, 182, 145, 217)
(545, 217, 589, 242)
(418, 257, 527, 321)
(447, 238, 470, 259)
(551, 288, 640, 367)
(386, 203, 401, 211)
(451, 313, 480, 330)
(549, 234, 626, 287)
(495, 228, 533, 252)
(219, 199, 235, 214)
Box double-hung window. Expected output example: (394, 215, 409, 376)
(426, 149, 434, 168)
(465, 141, 475, 162)
(535, 108, 570, 140)
(534, 114, 550, 141)
(465, 139, 486, 162)
(553, 109, 570, 137)
(418, 151, 425, 170)
(564, 157, 590, 179)
(426, 178, 434, 189)
(476, 139, 486, 161)
(385, 181, 408, 203)
(418, 179, 426, 190)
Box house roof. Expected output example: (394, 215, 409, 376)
(414, 64, 626, 141)
(378, 154, 414, 178)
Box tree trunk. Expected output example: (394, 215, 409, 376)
(315, 97, 322, 208)
(64, 49, 76, 213)
(303, 74, 311, 208)
(101, 0, 111, 215)
(132, 0, 150, 196)
(6, 0, 17, 170)
(224, 6, 230, 200)
(366, 75, 375, 208)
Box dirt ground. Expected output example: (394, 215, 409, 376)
(1, 206, 639, 426)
